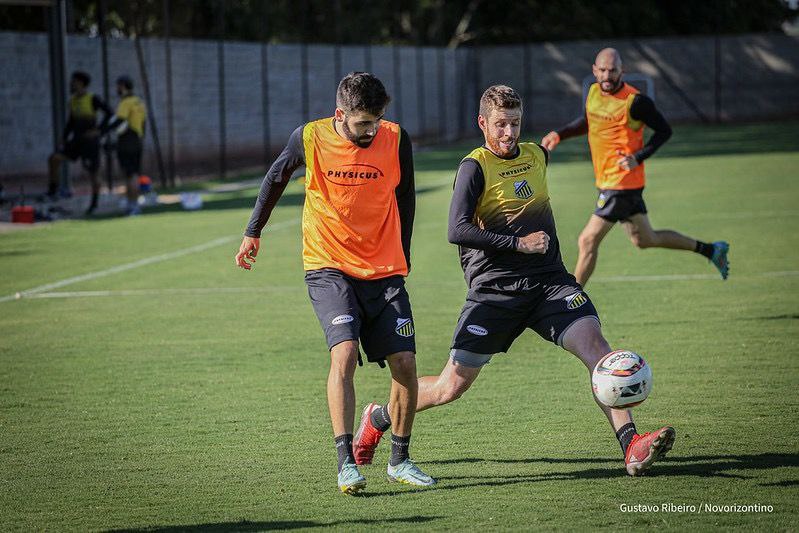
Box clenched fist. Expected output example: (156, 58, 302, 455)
(516, 231, 550, 254)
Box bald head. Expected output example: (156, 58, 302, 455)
(595, 48, 622, 69)
(592, 48, 624, 94)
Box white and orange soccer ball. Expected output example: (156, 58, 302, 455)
(592, 350, 652, 408)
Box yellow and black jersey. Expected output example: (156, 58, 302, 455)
(449, 142, 566, 288)
(64, 91, 113, 141)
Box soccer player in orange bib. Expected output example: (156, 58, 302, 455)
(235, 72, 434, 493)
(541, 48, 729, 286)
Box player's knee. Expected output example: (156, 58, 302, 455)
(440, 379, 471, 404)
(630, 232, 653, 249)
(388, 352, 417, 383)
(330, 343, 359, 376)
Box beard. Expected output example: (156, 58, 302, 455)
(486, 136, 518, 157)
(342, 121, 376, 148)
(600, 77, 623, 93)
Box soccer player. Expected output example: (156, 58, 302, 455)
(47, 71, 113, 214)
(354, 85, 675, 477)
(102, 76, 147, 216)
(235, 72, 435, 493)
(541, 48, 729, 286)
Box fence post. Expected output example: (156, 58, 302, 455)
(48, 0, 68, 194)
(217, 0, 226, 180)
(98, 0, 113, 191)
(437, 47, 446, 141)
(163, 0, 175, 187)
(416, 47, 425, 137)
(393, 46, 403, 125)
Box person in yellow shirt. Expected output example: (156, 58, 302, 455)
(542, 48, 729, 285)
(103, 76, 147, 216)
(47, 71, 113, 214)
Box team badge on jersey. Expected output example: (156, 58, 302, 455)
(514, 180, 534, 199)
(566, 292, 588, 310)
(395, 318, 414, 337)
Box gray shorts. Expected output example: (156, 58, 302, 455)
(305, 268, 416, 363)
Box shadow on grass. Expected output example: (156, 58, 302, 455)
(350, 453, 799, 496)
(107, 515, 441, 532)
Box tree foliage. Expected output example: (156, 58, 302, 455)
(2, 0, 796, 46)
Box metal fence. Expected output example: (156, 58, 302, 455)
(1, 1, 798, 189)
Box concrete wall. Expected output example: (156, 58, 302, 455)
(1, 31, 797, 179)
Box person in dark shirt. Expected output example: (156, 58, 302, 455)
(47, 71, 113, 214)
(354, 85, 676, 477)
(541, 48, 729, 285)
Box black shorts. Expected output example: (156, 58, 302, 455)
(117, 132, 143, 175)
(451, 271, 599, 354)
(61, 137, 100, 173)
(594, 188, 647, 222)
(305, 268, 416, 363)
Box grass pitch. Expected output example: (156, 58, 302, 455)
(1, 121, 798, 531)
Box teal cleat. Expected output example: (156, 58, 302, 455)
(337, 460, 367, 495)
(710, 241, 730, 280)
(387, 459, 436, 487)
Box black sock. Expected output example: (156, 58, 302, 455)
(370, 404, 392, 432)
(334, 434, 355, 472)
(616, 423, 637, 456)
(389, 434, 411, 466)
(695, 241, 714, 259)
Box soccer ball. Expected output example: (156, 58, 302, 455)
(592, 350, 652, 408)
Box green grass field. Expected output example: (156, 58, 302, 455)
(2, 122, 798, 531)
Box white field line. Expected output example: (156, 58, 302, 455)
(11, 270, 799, 301)
(0, 177, 457, 306)
(0, 218, 300, 304)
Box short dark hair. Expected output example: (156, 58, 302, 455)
(479, 85, 522, 117)
(336, 72, 390, 116)
(116, 75, 134, 90)
(71, 71, 91, 86)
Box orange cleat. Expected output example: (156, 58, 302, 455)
(625, 426, 676, 476)
(353, 403, 385, 465)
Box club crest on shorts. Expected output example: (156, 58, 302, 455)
(597, 192, 607, 208)
(395, 318, 414, 337)
(514, 180, 534, 199)
(566, 292, 588, 310)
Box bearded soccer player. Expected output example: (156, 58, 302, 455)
(353, 85, 675, 477)
(235, 72, 434, 493)
(541, 48, 729, 286)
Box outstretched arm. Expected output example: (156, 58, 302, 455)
(541, 113, 588, 151)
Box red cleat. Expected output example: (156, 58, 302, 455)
(625, 426, 676, 476)
(353, 403, 385, 465)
